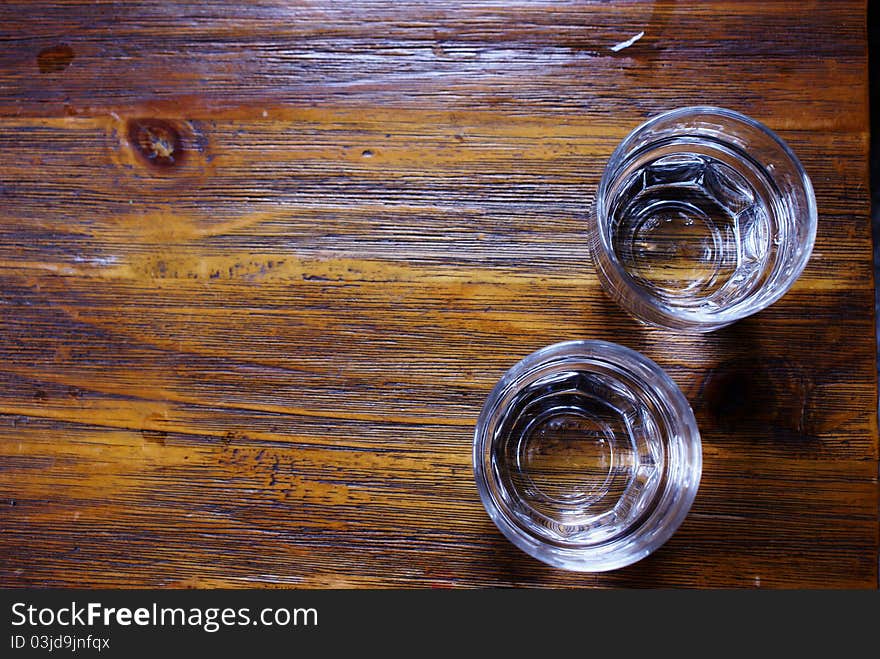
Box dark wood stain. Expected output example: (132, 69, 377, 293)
(0, 0, 875, 589)
(698, 358, 816, 443)
(36, 44, 74, 74)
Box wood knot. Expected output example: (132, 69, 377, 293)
(106, 116, 210, 190)
(37, 44, 75, 73)
(127, 119, 185, 168)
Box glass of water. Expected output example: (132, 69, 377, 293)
(473, 340, 701, 572)
(590, 107, 817, 332)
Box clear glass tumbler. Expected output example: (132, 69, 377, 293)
(590, 107, 817, 332)
(473, 340, 701, 572)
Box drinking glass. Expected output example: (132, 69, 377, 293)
(473, 340, 701, 572)
(590, 106, 817, 332)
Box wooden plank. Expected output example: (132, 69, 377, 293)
(0, 0, 876, 588)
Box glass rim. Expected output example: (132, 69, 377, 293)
(594, 106, 818, 329)
(472, 340, 702, 572)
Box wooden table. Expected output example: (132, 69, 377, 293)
(0, 1, 876, 589)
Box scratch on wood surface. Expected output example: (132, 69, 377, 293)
(610, 31, 645, 51)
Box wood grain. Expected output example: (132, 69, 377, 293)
(0, 0, 876, 588)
